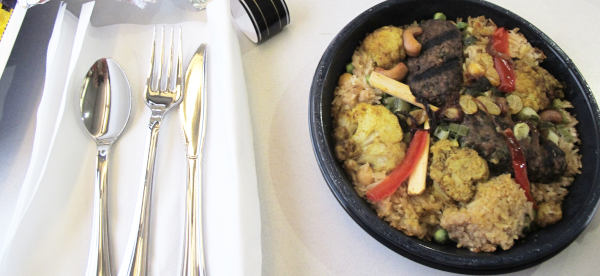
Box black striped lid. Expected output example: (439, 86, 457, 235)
(1, 0, 16, 10)
(230, 0, 290, 44)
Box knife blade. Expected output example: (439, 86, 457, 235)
(180, 43, 208, 276)
(181, 43, 207, 157)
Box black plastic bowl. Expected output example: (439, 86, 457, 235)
(309, 0, 600, 273)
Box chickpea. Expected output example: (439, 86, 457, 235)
(357, 164, 375, 186)
(338, 72, 353, 87)
(467, 62, 485, 77)
(409, 109, 427, 125)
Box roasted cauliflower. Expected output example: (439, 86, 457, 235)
(335, 103, 406, 177)
(361, 26, 406, 69)
(429, 139, 489, 202)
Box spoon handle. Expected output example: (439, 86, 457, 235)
(86, 146, 112, 276)
(125, 114, 163, 276)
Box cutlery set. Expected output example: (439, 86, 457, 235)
(79, 26, 207, 276)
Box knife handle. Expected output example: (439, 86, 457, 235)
(182, 156, 207, 276)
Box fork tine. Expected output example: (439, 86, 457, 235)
(158, 26, 164, 91)
(167, 27, 175, 92)
(148, 26, 157, 91)
(164, 27, 170, 91)
(150, 26, 165, 92)
(176, 27, 183, 91)
(155, 26, 162, 92)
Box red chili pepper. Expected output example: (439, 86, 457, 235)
(366, 130, 429, 202)
(491, 27, 516, 93)
(503, 128, 537, 208)
(494, 56, 516, 92)
(492, 27, 510, 54)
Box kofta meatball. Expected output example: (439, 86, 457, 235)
(459, 112, 512, 173)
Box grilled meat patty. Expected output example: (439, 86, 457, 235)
(407, 19, 463, 106)
(519, 127, 567, 183)
(459, 112, 567, 181)
(459, 112, 512, 173)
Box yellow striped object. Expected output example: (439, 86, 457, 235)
(0, 3, 14, 41)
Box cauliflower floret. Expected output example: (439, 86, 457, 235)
(361, 26, 405, 69)
(351, 104, 403, 147)
(429, 139, 489, 202)
(337, 103, 406, 175)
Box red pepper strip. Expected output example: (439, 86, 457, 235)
(494, 56, 516, 92)
(503, 128, 537, 208)
(491, 27, 516, 93)
(366, 130, 429, 202)
(492, 27, 510, 54)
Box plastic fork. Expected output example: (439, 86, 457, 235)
(123, 26, 183, 276)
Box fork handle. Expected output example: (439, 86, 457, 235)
(126, 114, 162, 276)
(182, 156, 207, 276)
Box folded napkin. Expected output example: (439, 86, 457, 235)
(0, 1, 261, 275)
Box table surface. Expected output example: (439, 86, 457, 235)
(2, 0, 600, 275)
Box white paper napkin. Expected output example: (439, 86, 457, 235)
(0, 0, 87, 263)
(0, 1, 261, 275)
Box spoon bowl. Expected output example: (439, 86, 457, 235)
(80, 58, 132, 276)
(81, 58, 132, 144)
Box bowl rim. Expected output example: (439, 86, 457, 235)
(309, 0, 600, 273)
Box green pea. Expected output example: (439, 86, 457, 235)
(434, 12, 447, 21)
(456, 21, 468, 30)
(346, 63, 354, 74)
(434, 228, 448, 244)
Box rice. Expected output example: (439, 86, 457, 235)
(375, 183, 452, 239)
(440, 174, 534, 252)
